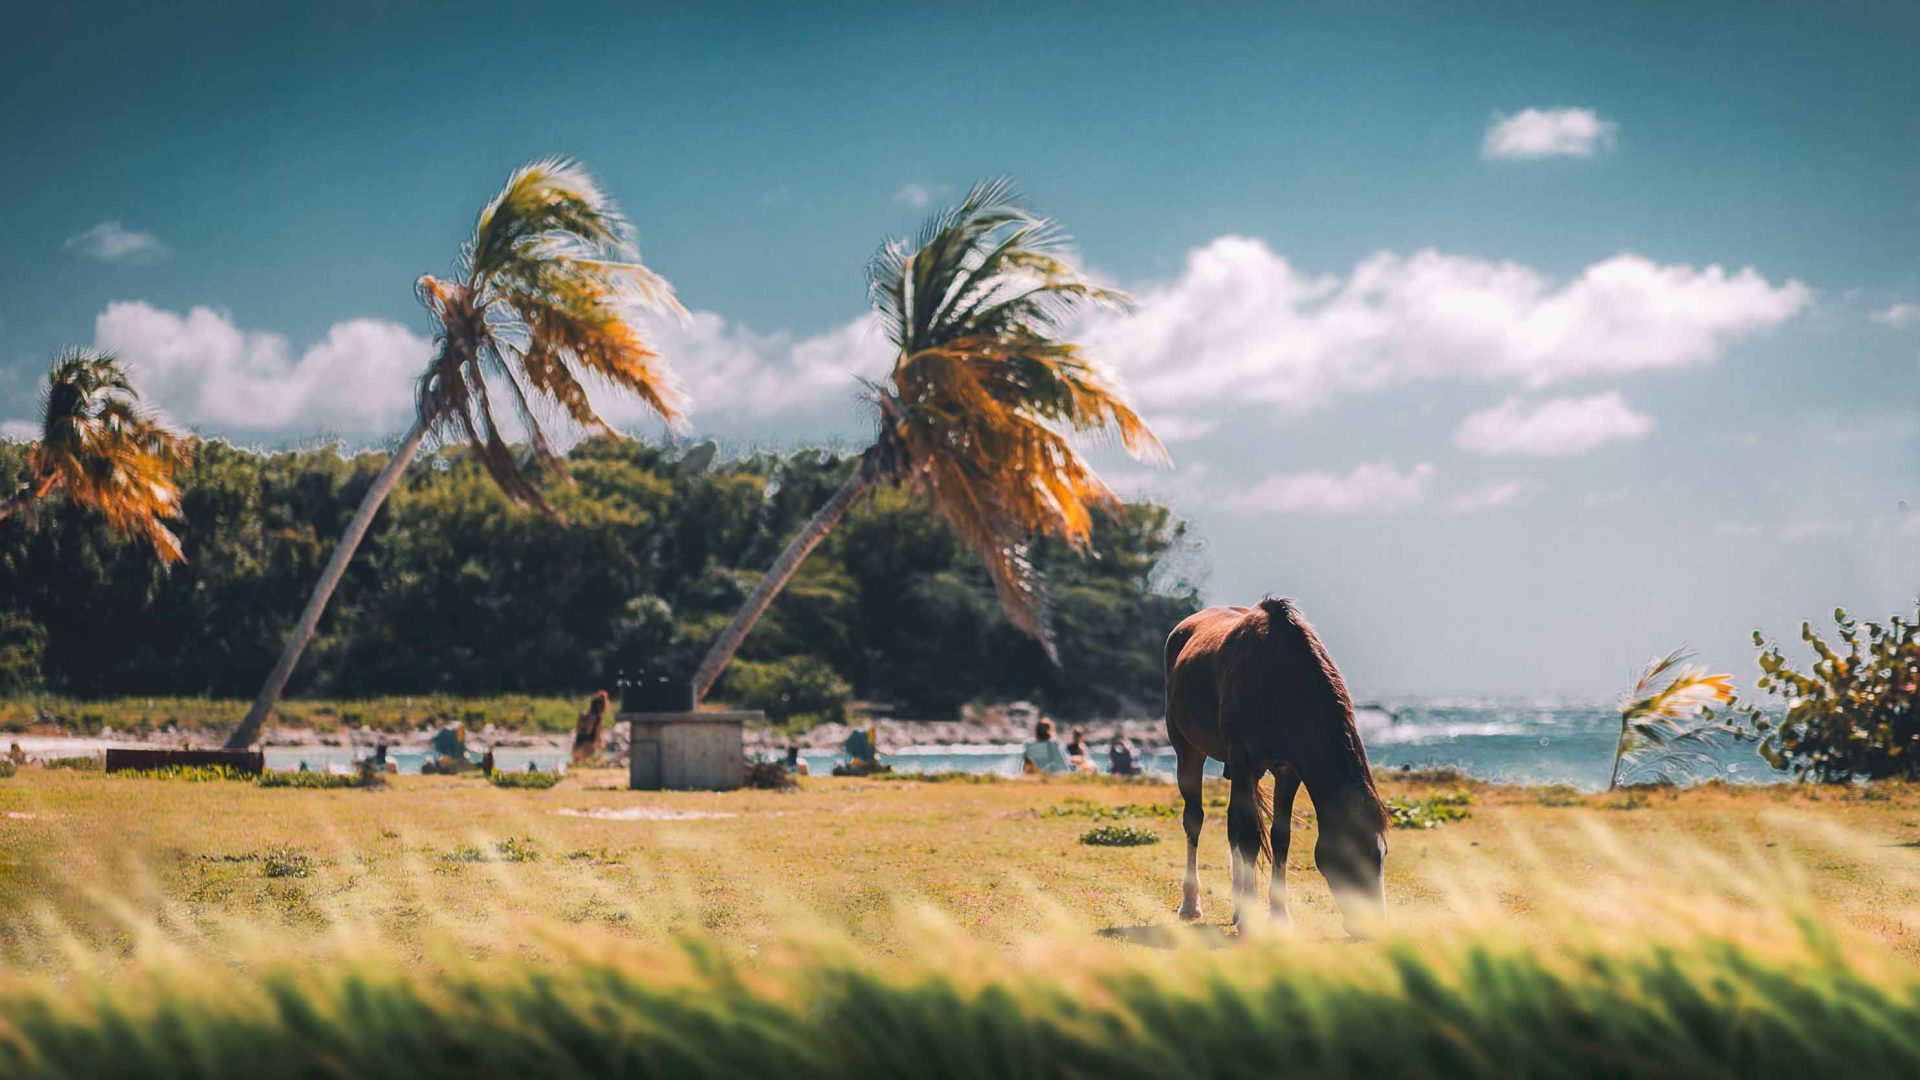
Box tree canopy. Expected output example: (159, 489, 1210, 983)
(0, 436, 1200, 720)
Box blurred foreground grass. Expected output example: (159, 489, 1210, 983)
(5, 768, 1920, 1075)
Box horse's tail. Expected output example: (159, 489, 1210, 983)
(1255, 773, 1275, 867)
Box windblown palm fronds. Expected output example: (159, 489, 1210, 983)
(692, 179, 1163, 701)
(230, 158, 681, 748)
(414, 157, 684, 514)
(1610, 649, 1738, 789)
(1, 349, 189, 562)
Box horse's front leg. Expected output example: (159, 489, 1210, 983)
(1175, 745, 1205, 921)
(1269, 767, 1302, 928)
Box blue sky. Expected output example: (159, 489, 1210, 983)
(3, 1, 1915, 696)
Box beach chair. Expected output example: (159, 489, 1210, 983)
(1023, 739, 1071, 775)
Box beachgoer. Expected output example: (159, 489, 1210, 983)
(1066, 725, 1089, 761)
(1023, 718, 1071, 775)
(1108, 735, 1140, 777)
(573, 691, 610, 764)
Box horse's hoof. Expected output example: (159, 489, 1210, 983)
(1176, 905, 1203, 922)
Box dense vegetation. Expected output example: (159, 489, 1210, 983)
(1740, 603, 1920, 781)
(0, 437, 1198, 720)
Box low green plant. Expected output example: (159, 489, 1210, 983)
(1049, 798, 1177, 820)
(496, 837, 540, 863)
(1384, 791, 1473, 829)
(113, 764, 249, 782)
(1080, 824, 1159, 846)
(260, 849, 313, 879)
(258, 770, 365, 789)
(42, 755, 100, 771)
(488, 769, 562, 789)
(0, 758, 13, 779)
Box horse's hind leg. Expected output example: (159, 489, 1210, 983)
(1269, 766, 1302, 927)
(1175, 741, 1205, 921)
(1226, 755, 1264, 931)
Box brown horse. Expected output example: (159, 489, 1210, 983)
(1165, 597, 1388, 936)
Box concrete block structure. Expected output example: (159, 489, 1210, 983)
(623, 711, 759, 791)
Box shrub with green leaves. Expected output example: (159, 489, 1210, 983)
(488, 769, 562, 789)
(258, 771, 365, 789)
(1739, 604, 1920, 781)
(1080, 824, 1159, 846)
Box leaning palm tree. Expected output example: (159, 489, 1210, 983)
(1, 349, 189, 562)
(227, 158, 684, 749)
(1609, 649, 1737, 789)
(690, 179, 1164, 703)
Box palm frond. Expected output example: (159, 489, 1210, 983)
(28, 349, 188, 562)
(862, 181, 1166, 652)
(414, 159, 684, 518)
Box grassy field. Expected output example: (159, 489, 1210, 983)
(5, 766, 1920, 1076)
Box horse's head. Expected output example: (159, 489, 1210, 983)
(1315, 795, 1388, 938)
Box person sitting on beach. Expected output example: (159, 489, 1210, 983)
(1107, 734, 1140, 777)
(573, 691, 610, 764)
(1023, 718, 1071, 775)
(1065, 725, 1089, 762)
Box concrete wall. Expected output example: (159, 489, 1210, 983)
(624, 711, 759, 791)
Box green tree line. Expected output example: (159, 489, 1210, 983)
(0, 436, 1199, 721)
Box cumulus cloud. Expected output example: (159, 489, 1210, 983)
(65, 221, 170, 263)
(1482, 107, 1617, 160)
(1448, 479, 1540, 513)
(1, 419, 36, 441)
(1452, 392, 1655, 457)
(1081, 239, 1807, 428)
(1219, 460, 1435, 515)
(1871, 302, 1919, 328)
(596, 311, 891, 427)
(94, 302, 430, 435)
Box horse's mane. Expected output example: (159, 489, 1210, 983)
(1257, 596, 1388, 831)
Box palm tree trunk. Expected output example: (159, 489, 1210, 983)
(691, 464, 875, 704)
(226, 418, 432, 749)
(1608, 725, 1629, 790)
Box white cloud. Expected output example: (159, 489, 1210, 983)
(595, 311, 891, 427)
(1220, 460, 1435, 515)
(1452, 392, 1654, 457)
(1482, 107, 1618, 160)
(1870, 302, 1920, 328)
(1583, 487, 1630, 507)
(65, 221, 170, 263)
(94, 302, 430, 434)
(1713, 520, 1765, 538)
(1083, 239, 1807, 428)
(1778, 519, 1853, 542)
(1, 419, 36, 441)
(894, 182, 947, 209)
(1448, 479, 1539, 513)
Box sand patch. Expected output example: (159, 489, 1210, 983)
(558, 807, 737, 822)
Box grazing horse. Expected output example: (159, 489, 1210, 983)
(1164, 597, 1388, 936)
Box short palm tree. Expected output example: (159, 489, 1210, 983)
(228, 158, 684, 748)
(1609, 649, 1737, 789)
(691, 179, 1163, 702)
(1, 349, 189, 562)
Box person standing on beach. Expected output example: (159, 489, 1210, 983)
(573, 691, 611, 764)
